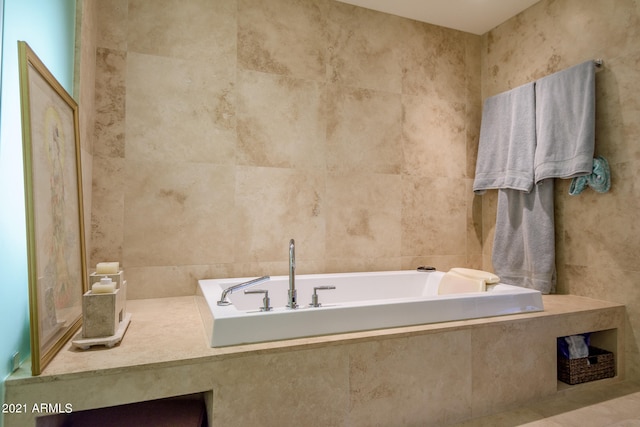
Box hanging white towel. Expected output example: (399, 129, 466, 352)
(535, 60, 596, 183)
(473, 82, 536, 194)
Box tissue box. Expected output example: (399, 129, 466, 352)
(557, 346, 615, 385)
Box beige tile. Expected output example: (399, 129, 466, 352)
(401, 20, 473, 101)
(124, 264, 223, 299)
(606, 420, 640, 427)
(562, 265, 638, 379)
(94, 47, 126, 159)
(81, 148, 93, 271)
(535, 0, 640, 65)
(328, 1, 404, 93)
(532, 399, 638, 427)
(451, 407, 552, 427)
(326, 86, 402, 174)
(211, 347, 349, 427)
(348, 332, 473, 426)
(91, 0, 484, 299)
(399, 21, 439, 97)
(128, 0, 236, 65)
(464, 33, 482, 180)
(467, 179, 483, 259)
(563, 160, 639, 271)
(483, 1, 640, 96)
(482, 2, 557, 97)
(402, 93, 466, 179)
(233, 166, 326, 263)
(594, 54, 640, 166)
(325, 173, 401, 259)
(238, 0, 329, 81)
(123, 161, 236, 266)
(433, 27, 468, 103)
(236, 70, 326, 169)
(76, 0, 98, 155)
(471, 320, 557, 417)
(96, 0, 127, 51)
(125, 52, 236, 164)
(402, 176, 467, 257)
(326, 257, 402, 274)
(90, 157, 125, 267)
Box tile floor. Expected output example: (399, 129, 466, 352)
(454, 381, 640, 427)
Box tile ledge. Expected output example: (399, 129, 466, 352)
(6, 293, 624, 385)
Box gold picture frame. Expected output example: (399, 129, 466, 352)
(18, 41, 87, 375)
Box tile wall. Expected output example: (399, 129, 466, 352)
(75, 0, 98, 269)
(87, 0, 640, 380)
(90, 0, 482, 299)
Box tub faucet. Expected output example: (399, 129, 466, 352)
(217, 275, 270, 306)
(288, 238, 297, 308)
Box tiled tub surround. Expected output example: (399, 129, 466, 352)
(91, 0, 484, 300)
(198, 270, 544, 346)
(4, 295, 623, 427)
(86, 0, 640, 386)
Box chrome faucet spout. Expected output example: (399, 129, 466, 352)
(217, 275, 270, 306)
(288, 238, 297, 308)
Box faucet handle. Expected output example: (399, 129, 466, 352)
(310, 286, 336, 307)
(244, 289, 272, 311)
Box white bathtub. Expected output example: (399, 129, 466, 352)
(196, 270, 544, 347)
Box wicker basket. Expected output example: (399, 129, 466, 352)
(558, 346, 615, 385)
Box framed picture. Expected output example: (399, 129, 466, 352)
(18, 41, 87, 375)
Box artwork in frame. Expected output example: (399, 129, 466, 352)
(18, 41, 87, 375)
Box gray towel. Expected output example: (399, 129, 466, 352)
(473, 82, 536, 194)
(535, 60, 595, 183)
(492, 180, 556, 294)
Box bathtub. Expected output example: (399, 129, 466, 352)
(196, 270, 544, 347)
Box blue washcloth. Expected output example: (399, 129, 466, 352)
(569, 156, 611, 195)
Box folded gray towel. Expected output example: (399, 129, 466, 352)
(473, 82, 536, 194)
(535, 60, 596, 183)
(492, 180, 556, 294)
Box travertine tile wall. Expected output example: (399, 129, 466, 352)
(89, 0, 640, 381)
(91, 0, 482, 299)
(74, 0, 98, 270)
(480, 0, 640, 380)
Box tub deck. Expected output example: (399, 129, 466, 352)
(4, 294, 624, 427)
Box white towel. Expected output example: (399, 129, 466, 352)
(491, 180, 556, 294)
(473, 82, 536, 194)
(534, 60, 595, 183)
